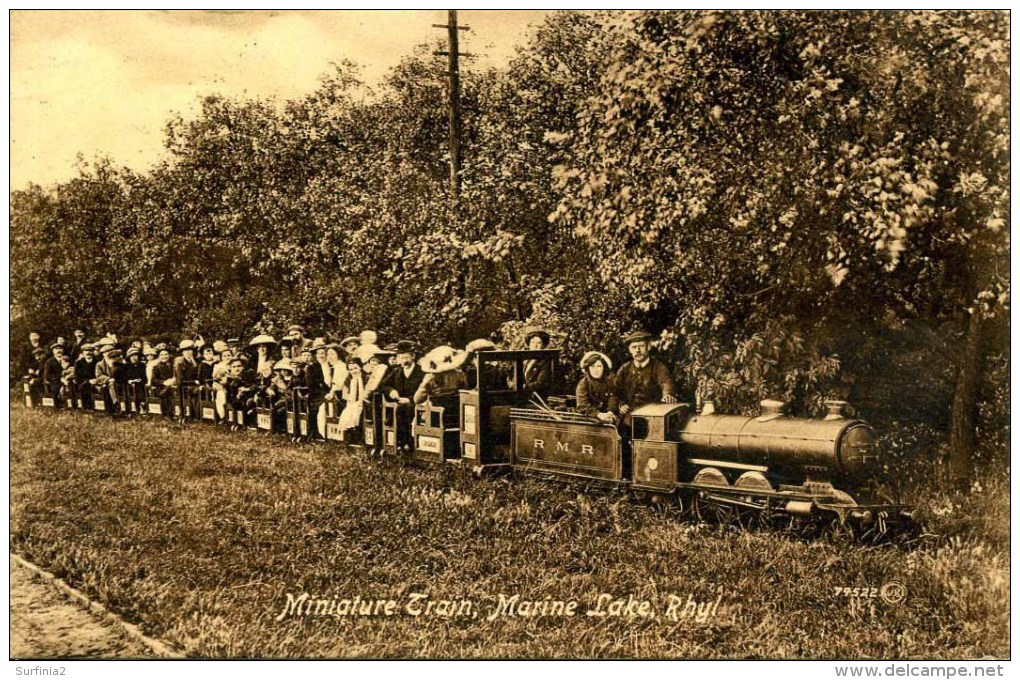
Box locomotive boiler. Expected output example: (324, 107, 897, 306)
(511, 397, 914, 533)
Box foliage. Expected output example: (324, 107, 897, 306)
(9, 10, 1009, 438)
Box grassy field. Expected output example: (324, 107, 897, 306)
(9, 406, 1009, 659)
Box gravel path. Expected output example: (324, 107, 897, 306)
(10, 555, 150, 659)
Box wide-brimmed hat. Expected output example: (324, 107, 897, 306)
(621, 328, 654, 346)
(394, 339, 418, 354)
(273, 359, 295, 373)
(359, 330, 378, 345)
(143, 346, 157, 357)
(353, 343, 382, 363)
(523, 326, 550, 346)
(580, 350, 613, 372)
(340, 336, 360, 348)
(179, 339, 195, 351)
(465, 338, 497, 354)
(212, 340, 228, 353)
(419, 345, 468, 374)
(248, 334, 277, 348)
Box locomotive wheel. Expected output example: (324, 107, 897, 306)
(731, 472, 774, 529)
(690, 468, 737, 526)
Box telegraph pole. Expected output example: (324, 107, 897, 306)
(433, 10, 470, 208)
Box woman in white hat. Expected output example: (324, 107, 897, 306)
(413, 345, 468, 405)
(248, 334, 278, 381)
(576, 351, 618, 424)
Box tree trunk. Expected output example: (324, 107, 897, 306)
(948, 308, 983, 488)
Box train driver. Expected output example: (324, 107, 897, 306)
(614, 329, 677, 426)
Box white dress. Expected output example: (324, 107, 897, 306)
(337, 374, 365, 431)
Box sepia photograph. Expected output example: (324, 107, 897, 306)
(7, 7, 1010, 669)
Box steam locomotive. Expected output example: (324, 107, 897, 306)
(24, 347, 914, 535)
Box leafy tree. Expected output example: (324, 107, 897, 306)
(550, 10, 1008, 481)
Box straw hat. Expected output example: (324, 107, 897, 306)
(248, 334, 277, 348)
(418, 345, 468, 374)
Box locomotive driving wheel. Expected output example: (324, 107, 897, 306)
(690, 468, 738, 526)
(732, 471, 773, 529)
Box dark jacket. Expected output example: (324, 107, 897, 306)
(381, 364, 426, 400)
(576, 374, 618, 418)
(305, 362, 331, 401)
(614, 358, 676, 410)
(523, 359, 552, 396)
(43, 356, 63, 392)
(125, 361, 148, 384)
(173, 356, 200, 386)
(151, 362, 174, 396)
(68, 339, 86, 362)
(75, 356, 98, 384)
(198, 361, 216, 385)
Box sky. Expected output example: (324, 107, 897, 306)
(9, 9, 554, 190)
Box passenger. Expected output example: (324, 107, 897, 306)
(21, 332, 43, 379)
(325, 344, 346, 401)
(380, 340, 423, 451)
(340, 335, 361, 360)
(198, 345, 217, 384)
(75, 343, 98, 408)
(143, 345, 158, 384)
(43, 342, 66, 403)
(94, 347, 125, 412)
(462, 339, 503, 391)
(521, 326, 553, 396)
(336, 356, 367, 439)
(286, 325, 313, 352)
(125, 347, 148, 411)
(354, 330, 381, 363)
(576, 351, 618, 424)
(69, 329, 87, 362)
(278, 338, 294, 362)
(249, 334, 277, 381)
(28, 347, 48, 401)
(226, 337, 242, 356)
(174, 339, 201, 416)
(265, 359, 295, 429)
(614, 329, 677, 426)
(305, 339, 332, 439)
(364, 349, 394, 397)
(58, 354, 76, 404)
(226, 358, 256, 415)
(414, 345, 468, 405)
(149, 347, 176, 418)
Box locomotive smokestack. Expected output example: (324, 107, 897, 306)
(824, 400, 850, 420)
